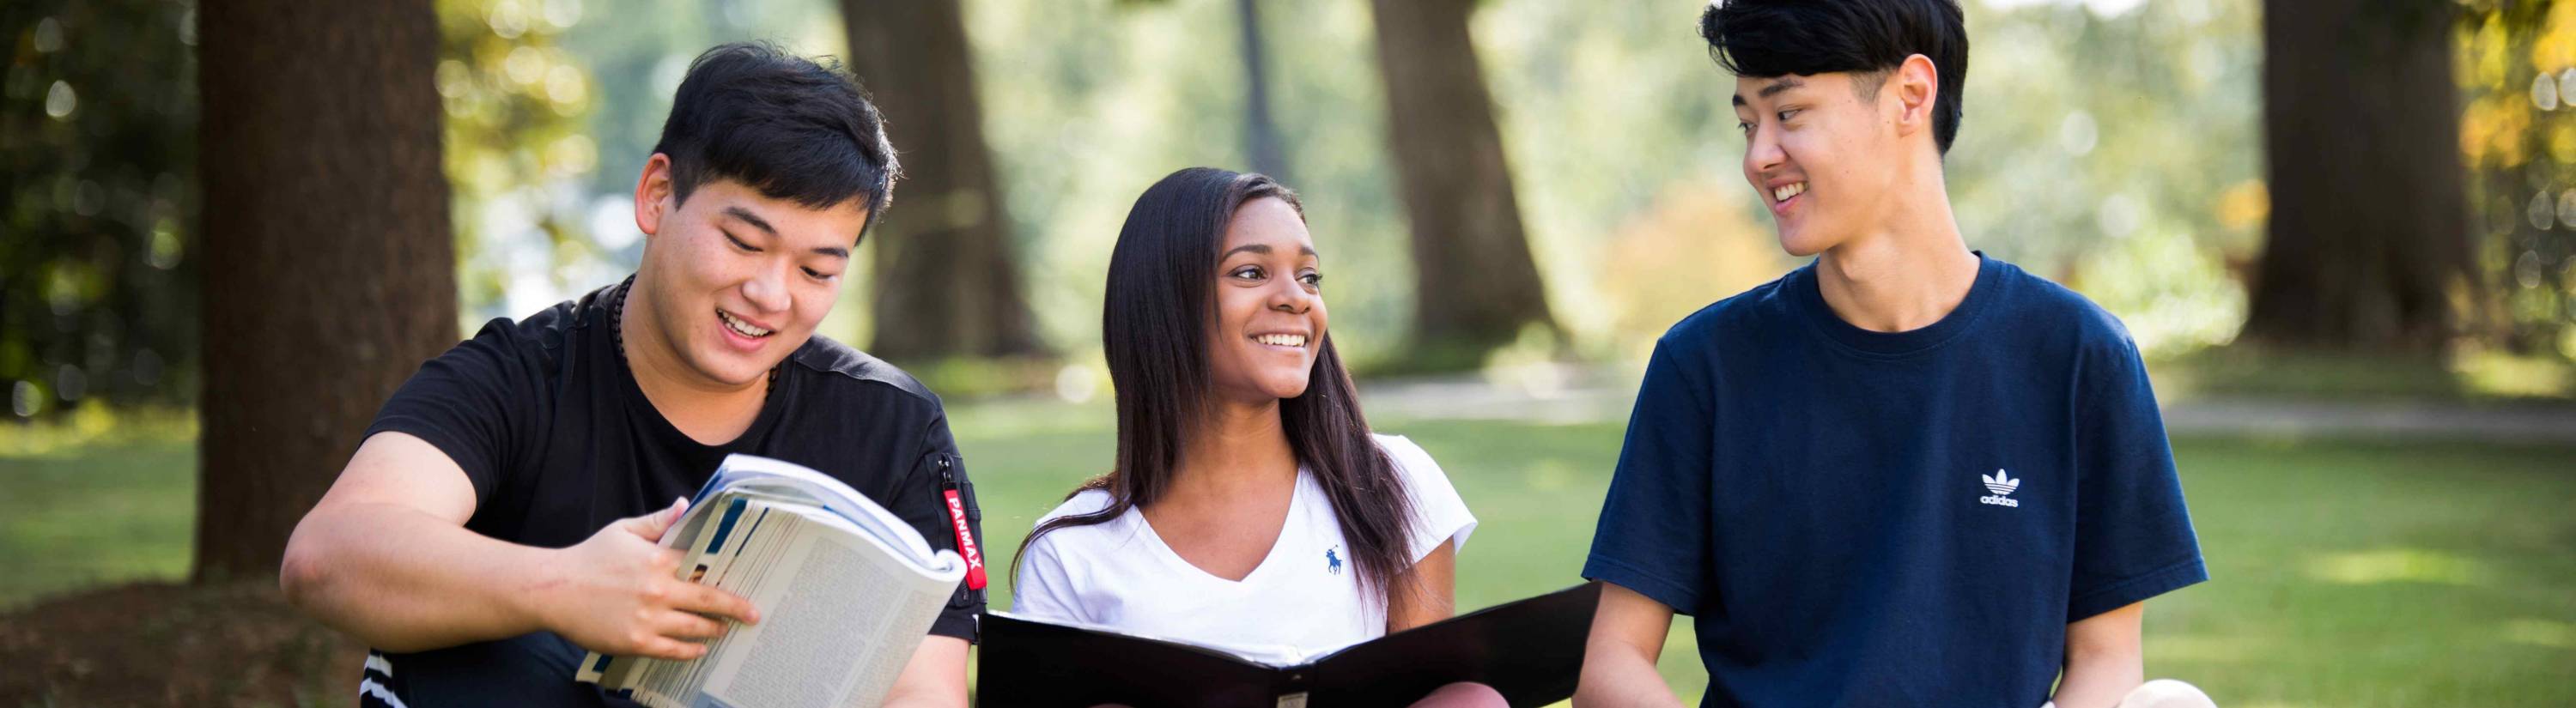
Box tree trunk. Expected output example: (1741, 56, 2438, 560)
(841, 0, 1043, 361)
(1236, 0, 1291, 183)
(1367, 0, 1555, 365)
(2244, 0, 2467, 354)
(195, 0, 457, 582)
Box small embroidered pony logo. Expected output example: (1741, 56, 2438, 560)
(1325, 547, 1343, 575)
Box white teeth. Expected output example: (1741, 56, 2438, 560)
(1255, 334, 1306, 348)
(718, 311, 772, 337)
(1772, 182, 1807, 203)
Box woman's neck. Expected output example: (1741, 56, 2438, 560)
(1167, 396, 1299, 500)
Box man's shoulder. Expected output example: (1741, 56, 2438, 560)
(1985, 259, 2141, 353)
(416, 293, 605, 396)
(1656, 268, 1803, 354)
(784, 335, 944, 414)
(455, 288, 602, 362)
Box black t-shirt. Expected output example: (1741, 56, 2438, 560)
(349, 280, 984, 707)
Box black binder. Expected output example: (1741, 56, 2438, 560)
(977, 582, 1601, 707)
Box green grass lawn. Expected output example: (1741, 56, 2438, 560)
(3, 399, 2572, 706)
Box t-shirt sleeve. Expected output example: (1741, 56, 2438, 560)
(1582, 336, 1716, 614)
(1008, 532, 1086, 625)
(361, 318, 536, 506)
(2065, 336, 2207, 621)
(1379, 435, 1476, 561)
(886, 410, 987, 643)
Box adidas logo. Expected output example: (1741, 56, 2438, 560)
(1978, 469, 2020, 508)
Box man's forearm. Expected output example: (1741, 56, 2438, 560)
(2050, 647, 2142, 708)
(2052, 602, 2148, 708)
(874, 635, 969, 708)
(281, 500, 559, 651)
(1574, 642, 1686, 708)
(880, 693, 964, 708)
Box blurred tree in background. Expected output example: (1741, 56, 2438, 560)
(0, 0, 198, 421)
(2244, 0, 2469, 355)
(1369, 0, 1558, 369)
(1232, 0, 1291, 184)
(195, 0, 456, 579)
(841, 0, 1045, 362)
(1087, 0, 1559, 371)
(5, 0, 2569, 437)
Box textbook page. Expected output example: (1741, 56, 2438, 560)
(577, 455, 969, 708)
(696, 508, 961, 708)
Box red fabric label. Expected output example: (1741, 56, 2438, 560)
(943, 488, 986, 590)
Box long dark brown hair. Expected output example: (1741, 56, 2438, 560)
(1018, 166, 1423, 614)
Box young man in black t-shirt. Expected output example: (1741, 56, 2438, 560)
(279, 43, 983, 707)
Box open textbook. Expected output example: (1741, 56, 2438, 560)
(979, 582, 1601, 708)
(574, 454, 969, 708)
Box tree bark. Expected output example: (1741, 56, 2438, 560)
(1236, 0, 1291, 183)
(195, 0, 457, 581)
(1367, 0, 1556, 364)
(2244, 0, 2468, 354)
(841, 0, 1043, 361)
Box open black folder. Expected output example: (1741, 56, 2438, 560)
(977, 582, 1601, 708)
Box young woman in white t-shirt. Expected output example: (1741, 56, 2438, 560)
(1011, 167, 1496, 707)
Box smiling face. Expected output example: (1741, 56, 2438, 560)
(1204, 196, 1327, 404)
(631, 154, 865, 389)
(1734, 69, 1917, 257)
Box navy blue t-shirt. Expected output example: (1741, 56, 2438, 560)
(1583, 254, 2205, 707)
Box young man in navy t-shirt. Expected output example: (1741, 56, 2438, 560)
(1573, 3, 2208, 707)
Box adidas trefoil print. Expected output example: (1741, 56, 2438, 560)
(1979, 469, 2021, 508)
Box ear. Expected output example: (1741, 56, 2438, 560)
(1890, 54, 1939, 140)
(635, 153, 676, 239)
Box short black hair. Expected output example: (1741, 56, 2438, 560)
(651, 42, 901, 238)
(1701, 0, 1969, 154)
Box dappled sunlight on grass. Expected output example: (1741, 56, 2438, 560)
(2500, 618, 2576, 650)
(2305, 549, 2494, 586)
(3, 406, 2572, 704)
(2154, 436, 2576, 706)
(2151, 345, 2576, 402)
(0, 437, 196, 609)
(942, 394, 1115, 442)
(0, 403, 194, 458)
(2148, 634, 2260, 663)
(2456, 348, 2576, 397)
(1519, 457, 1580, 493)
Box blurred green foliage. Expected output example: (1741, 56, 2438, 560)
(7, 0, 2572, 422)
(0, 0, 197, 419)
(2459, 1, 2576, 362)
(1958, 0, 2262, 358)
(438, 0, 607, 330)
(957, 0, 2270, 364)
(501, 0, 2276, 367)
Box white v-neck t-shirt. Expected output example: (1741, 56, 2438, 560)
(1011, 433, 1477, 661)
